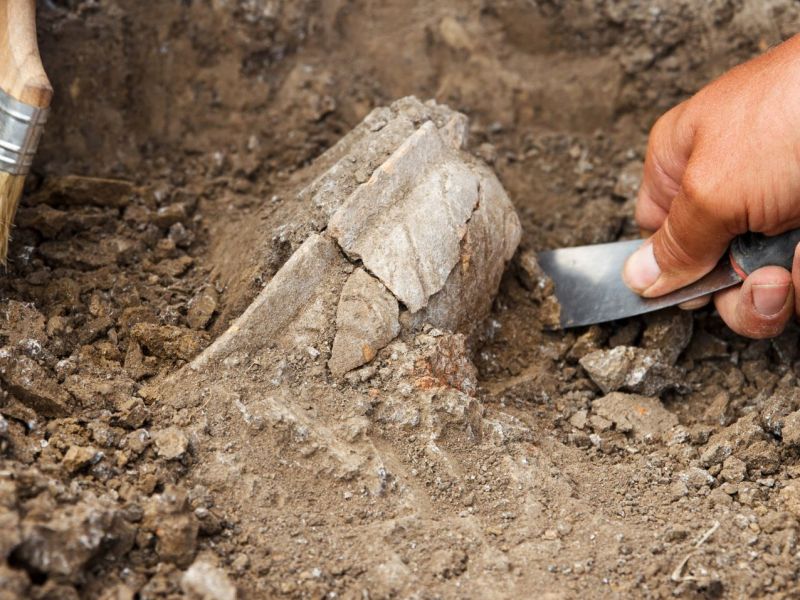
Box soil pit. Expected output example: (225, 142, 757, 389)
(2, 1, 800, 598)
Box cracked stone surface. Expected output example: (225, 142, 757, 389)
(192, 96, 520, 377)
(579, 345, 683, 397)
(328, 120, 481, 312)
(329, 268, 401, 377)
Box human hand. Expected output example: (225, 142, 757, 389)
(623, 35, 800, 338)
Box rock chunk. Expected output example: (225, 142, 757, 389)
(187, 98, 520, 379)
(144, 485, 199, 568)
(699, 413, 766, 467)
(181, 560, 237, 600)
(720, 457, 747, 483)
(62, 445, 100, 473)
(592, 392, 678, 441)
(328, 122, 478, 312)
(410, 170, 521, 332)
(579, 346, 682, 396)
(781, 410, 800, 446)
(191, 233, 349, 369)
(760, 388, 800, 437)
(153, 427, 190, 460)
(328, 269, 400, 377)
(641, 309, 693, 365)
(187, 286, 219, 330)
(0, 347, 72, 417)
(15, 498, 134, 581)
(781, 481, 800, 518)
(327, 98, 520, 326)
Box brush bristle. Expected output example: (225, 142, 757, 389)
(0, 172, 26, 265)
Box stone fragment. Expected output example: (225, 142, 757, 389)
(143, 485, 199, 567)
(700, 413, 766, 467)
(0, 347, 71, 417)
(781, 410, 800, 446)
(130, 323, 209, 361)
(569, 410, 588, 430)
(1, 301, 48, 348)
(63, 369, 137, 412)
(152, 255, 194, 278)
(703, 391, 732, 426)
(719, 457, 747, 483)
(591, 392, 678, 441)
(738, 440, 780, 476)
(410, 169, 520, 331)
(612, 160, 643, 201)
(125, 429, 152, 456)
(517, 249, 550, 295)
(62, 445, 100, 473)
(760, 388, 800, 437)
(190, 99, 519, 374)
(153, 427, 190, 460)
(328, 269, 400, 377)
(191, 234, 348, 369)
(327, 108, 520, 324)
(113, 397, 150, 430)
(589, 414, 612, 432)
(579, 346, 682, 396)
(780, 481, 800, 518)
(187, 286, 219, 330)
(15, 498, 134, 581)
(181, 560, 237, 600)
(568, 326, 606, 361)
(641, 309, 693, 365)
(677, 467, 715, 489)
(124, 341, 159, 381)
(153, 203, 188, 228)
(329, 122, 480, 312)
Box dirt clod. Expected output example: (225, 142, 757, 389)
(592, 392, 678, 441)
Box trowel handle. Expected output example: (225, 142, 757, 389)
(730, 228, 800, 276)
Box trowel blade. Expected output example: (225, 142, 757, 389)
(537, 239, 742, 328)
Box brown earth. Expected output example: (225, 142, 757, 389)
(2, 1, 800, 598)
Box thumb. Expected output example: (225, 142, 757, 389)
(623, 185, 736, 297)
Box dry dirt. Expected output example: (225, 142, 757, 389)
(3, 1, 800, 598)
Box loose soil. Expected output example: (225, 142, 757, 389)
(3, 1, 800, 598)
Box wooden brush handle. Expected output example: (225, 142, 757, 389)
(0, 0, 51, 107)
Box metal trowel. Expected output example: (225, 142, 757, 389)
(538, 228, 800, 328)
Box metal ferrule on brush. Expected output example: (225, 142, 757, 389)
(0, 87, 48, 176)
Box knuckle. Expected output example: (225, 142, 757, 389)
(679, 166, 714, 210)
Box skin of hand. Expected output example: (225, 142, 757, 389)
(623, 34, 800, 338)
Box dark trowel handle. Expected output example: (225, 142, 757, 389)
(730, 229, 800, 276)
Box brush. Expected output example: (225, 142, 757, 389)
(0, 0, 52, 263)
